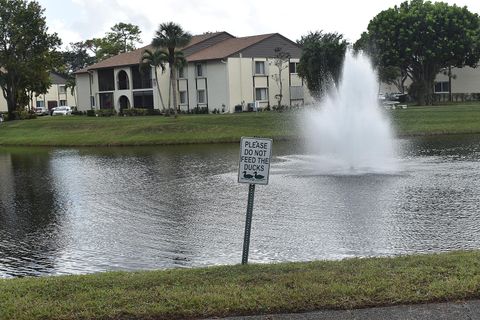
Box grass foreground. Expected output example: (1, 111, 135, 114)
(2, 251, 480, 319)
(1, 103, 480, 146)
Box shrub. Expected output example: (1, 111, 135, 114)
(86, 110, 96, 117)
(95, 109, 117, 117)
(192, 107, 208, 114)
(71, 110, 85, 116)
(11, 109, 37, 120)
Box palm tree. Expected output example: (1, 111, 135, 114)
(152, 22, 192, 117)
(140, 48, 167, 112)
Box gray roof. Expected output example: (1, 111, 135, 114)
(50, 72, 67, 85)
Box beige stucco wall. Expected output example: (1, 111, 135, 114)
(227, 57, 254, 112)
(201, 61, 228, 112)
(0, 83, 75, 112)
(226, 57, 311, 111)
(33, 83, 75, 110)
(76, 73, 91, 111)
(435, 66, 480, 94)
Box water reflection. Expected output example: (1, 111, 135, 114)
(0, 149, 62, 277)
(1, 136, 480, 277)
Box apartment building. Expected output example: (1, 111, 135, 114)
(75, 31, 313, 113)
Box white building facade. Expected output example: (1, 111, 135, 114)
(75, 32, 313, 113)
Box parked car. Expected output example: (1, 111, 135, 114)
(52, 106, 72, 116)
(35, 106, 49, 116)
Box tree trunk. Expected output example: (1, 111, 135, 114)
(154, 67, 165, 112)
(170, 65, 178, 118)
(5, 82, 17, 120)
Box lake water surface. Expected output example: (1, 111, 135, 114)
(1, 135, 480, 278)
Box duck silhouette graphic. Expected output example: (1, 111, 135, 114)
(254, 171, 265, 180)
(242, 171, 254, 179)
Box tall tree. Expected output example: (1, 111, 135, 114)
(360, 0, 480, 105)
(62, 41, 96, 74)
(0, 0, 61, 119)
(271, 47, 291, 108)
(297, 31, 348, 100)
(140, 48, 168, 112)
(152, 22, 192, 117)
(107, 22, 142, 53)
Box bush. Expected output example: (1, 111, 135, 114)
(86, 110, 96, 117)
(95, 109, 117, 117)
(71, 110, 85, 116)
(192, 107, 208, 114)
(11, 109, 37, 120)
(122, 108, 148, 116)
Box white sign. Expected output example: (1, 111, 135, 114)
(238, 137, 272, 185)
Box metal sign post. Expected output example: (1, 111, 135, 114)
(238, 137, 272, 265)
(242, 183, 255, 264)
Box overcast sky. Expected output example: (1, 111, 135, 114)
(36, 0, 480, 49)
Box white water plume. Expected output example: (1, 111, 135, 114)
(299, 51, 398, 175)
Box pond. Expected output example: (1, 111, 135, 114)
(1, 135, 480, 278)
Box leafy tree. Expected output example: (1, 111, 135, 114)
(81, 23, 142, 62)
(360, 0, 480, 105)
(140, 49, 168, 112)
(62, 42, 96, 74)
(297, 31, 348, 100)
(107, 22, 142, 53)
(270, 47, 290, 108)
(84, 37, 122, 61)
(152, 22, 192, 117)
(0, 0, 61, 119)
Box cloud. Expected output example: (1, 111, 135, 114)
(39, 0, 480, 47)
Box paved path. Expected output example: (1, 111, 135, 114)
(214, 299, 480, 320)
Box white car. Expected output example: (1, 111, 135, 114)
(35, 106, 49, 115)
(52, 106, 72, 116)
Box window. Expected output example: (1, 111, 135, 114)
(434, 81, 450, 93)
(255, 88, 268, 101)
(117, 70, 129, 90)
(98, 69, 115, 91)
(36, 101, 44, 108)
(59, 85, 66, 94)
(90, 96, 95, 107)
(197, 90, 206, 104)
(99, 93, 114, 109)
(179, 91, 187, 105)
(196, 64, 203, 77)
(132, 65, 152, 89)
(289, 62, 299, 74)
(133, 91, 154, 109)
(178, 67, 185, 79)
(60, 100, 66, 106)
(255, 61, 265, 75)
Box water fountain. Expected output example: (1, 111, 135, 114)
(290, 51, 398, 175)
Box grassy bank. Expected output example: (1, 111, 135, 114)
(1, 251, 480, 319)
(1, 103, 480, 146)
(391, 103, 480, 136)
(0, 112, 296, 146)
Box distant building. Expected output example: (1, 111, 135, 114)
(0, 72, 75, 112)
(75, 31, 313, 113)
(381, 66, 480, 102)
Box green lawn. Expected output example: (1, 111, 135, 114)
(391, 103, 480, 136)
(1, 103, 480, 146)
(1, 251, 480, 319)
(0, 112, 297, 146)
